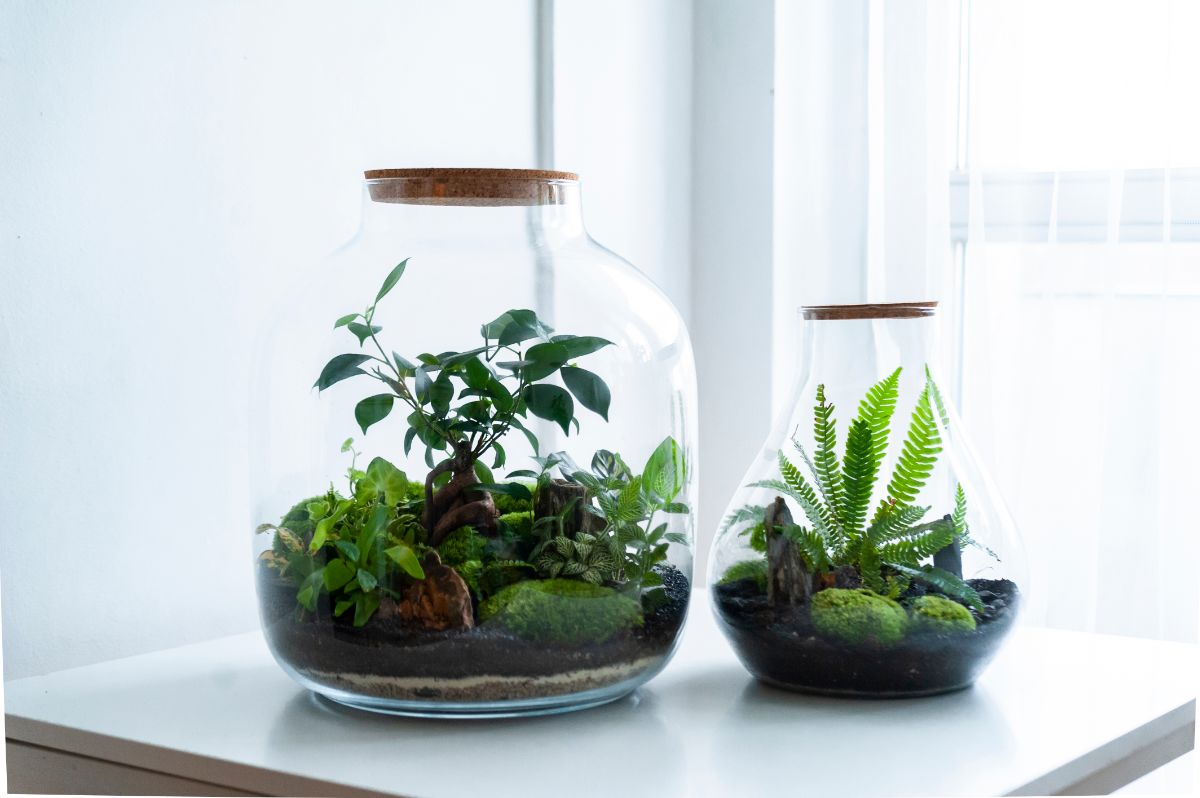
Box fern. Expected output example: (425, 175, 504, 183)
(885, 387, 941, 506)
(952, 483, 968, 540)
(720, 503, 765, 536)
(925, 366, 951, 430)
(840, 418, 878, 537)
(810, 385, 844, 522)
(876, 519, 955, 564)
(856, 367, 902, 463)
(865, 504, 930, 545)
(781, 524, 832, 572)
(888, 563, 983, 611)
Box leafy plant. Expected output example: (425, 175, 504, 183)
(313, 259, 614, 545)
(257, 450, 426, 627)
(726, 368, 983, 610)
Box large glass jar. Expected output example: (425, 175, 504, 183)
(709, 302, 1025, 697)
(252, 169, 696, 717)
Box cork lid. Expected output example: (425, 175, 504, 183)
(364, 168, 579, 207)
(801, 302, 938, 320)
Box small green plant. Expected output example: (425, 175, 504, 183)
(719, 559, 769, 591)
(257, 448, 426, 627)
(723, 368, 983, 610)
(909, 594, 976, 634)
(810, 588, 908, 646)
(479, 579, 642, 644)
(313, 259, 614, 545)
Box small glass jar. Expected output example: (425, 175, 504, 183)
(709, 302, 1025, 697)
(252, 169, 696, 717)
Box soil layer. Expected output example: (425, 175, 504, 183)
(257, 564, 689, 703)
(713, 578, 1019, 697)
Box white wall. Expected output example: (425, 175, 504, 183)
(0, 0, 697, 679)
(0, 0, 538, 679)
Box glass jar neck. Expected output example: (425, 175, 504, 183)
(798, 313, 940, 391)
(355, 179, 588, 248)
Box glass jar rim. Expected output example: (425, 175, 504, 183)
(364, 168, 579, 207)
(800, 301, 938, 320)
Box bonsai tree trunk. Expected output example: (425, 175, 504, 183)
(423, 441, 498, 546)
(534, 479, 602, 538)
(765, 496, 812, 606)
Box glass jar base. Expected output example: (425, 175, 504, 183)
(754, 675, 974, 699)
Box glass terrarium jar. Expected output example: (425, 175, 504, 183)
(709, 302, 1025, 697)
(252, 168, 696, 717)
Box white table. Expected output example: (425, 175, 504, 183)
(5, 590, 1196, 797)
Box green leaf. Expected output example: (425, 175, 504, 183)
(561, 366, 611, 420)
(808, 384, 845, 524)
(385, 544, 425, 579)
(334, 313, 359, 328)
(393, 351, 416, 373)
(376, 259, 409, 302)
(347, 322, 383, 346)
(306, 500, 330, 520)
(888, 563, 983, 612)
(855, 367, 902, 464)
(953, 483, 969, 540)
(333, 540, 360, 562)
(550, 335, 614, 359)
(353, 591, 381, 627)
(340, 438, 354, 453)
(522, 342, 570, 381)
(430, 371, 454, 415)
(471, 482, 533, 501)
(482, 309, 548, 346)
(314, 354, 372, 391)
(414, 366, 432, 403)
(508, 417, 540, 454)
(323, 559, 355, 591)
(643, 436, 684, 502)
(473, 459, 495, 485)
(364, 457, 409, 505)
(354, 394, 394, 434)
(885, 387, 942, 506)
(523, 384, 574, 435)
(356, 568, 378, 592)
(492, 441, 506, 469)
(840, 418, 878, 537)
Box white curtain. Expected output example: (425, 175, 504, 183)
(937, 0, 1200, 642)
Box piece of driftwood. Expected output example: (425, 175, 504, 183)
(933, 514, 964, 578)
(765, 496, 812, 605)
(534, 479, 602, 538)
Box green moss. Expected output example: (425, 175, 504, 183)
(719, 558, 768, 592)
(279, 496, 324, 539)
(479, 579, 642, 645)
(492, 484, 534, 515)
(437, 525, 488, 567)
(497, 511, 534, 539)
(811, 588, 908, 646)
(909, 594, 976, 634)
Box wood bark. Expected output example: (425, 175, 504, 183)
(765, 496, 812, 605)
(423, 442, 498, 547)
(533, 479, 601, 538)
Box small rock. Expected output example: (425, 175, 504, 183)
(397, 551, 474, 631)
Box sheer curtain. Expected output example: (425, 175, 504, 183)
(946, 0, 1200, 642)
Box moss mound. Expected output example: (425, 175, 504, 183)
(279, 496, 324, 540)
(909, 594, 976, 634)
(437, 525, 488, 567)
(497, 511, 534, 539)
(811, 588, 907, 646)
(492, 484, 535, 515)
(719, 559, 768, 592)
(480, 579, 642, 645)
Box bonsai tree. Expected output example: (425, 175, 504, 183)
(313, 260, 614, 545)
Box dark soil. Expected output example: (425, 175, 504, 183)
(713, 577, 1020, 697)
(257, 564, 689, 702)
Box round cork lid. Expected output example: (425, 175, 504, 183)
(801, 301, 938, 320)
(364, 168, 579, 207)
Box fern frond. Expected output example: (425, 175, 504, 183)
(856, 367, 902, 463)
(885, 387, 942, 506)
(810, 385, 845, 522)
(866, 504, 931, 545)
(952, 483, 968, 540)
(876, 519, 955, 565)
(925, 366, 951, 430)
(888, 562, 983, 612)
(781, 523, 832, 572)
(840, 418, 878, 537)
(720, 504, 765, 535)
(858, 542, 884, 592)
